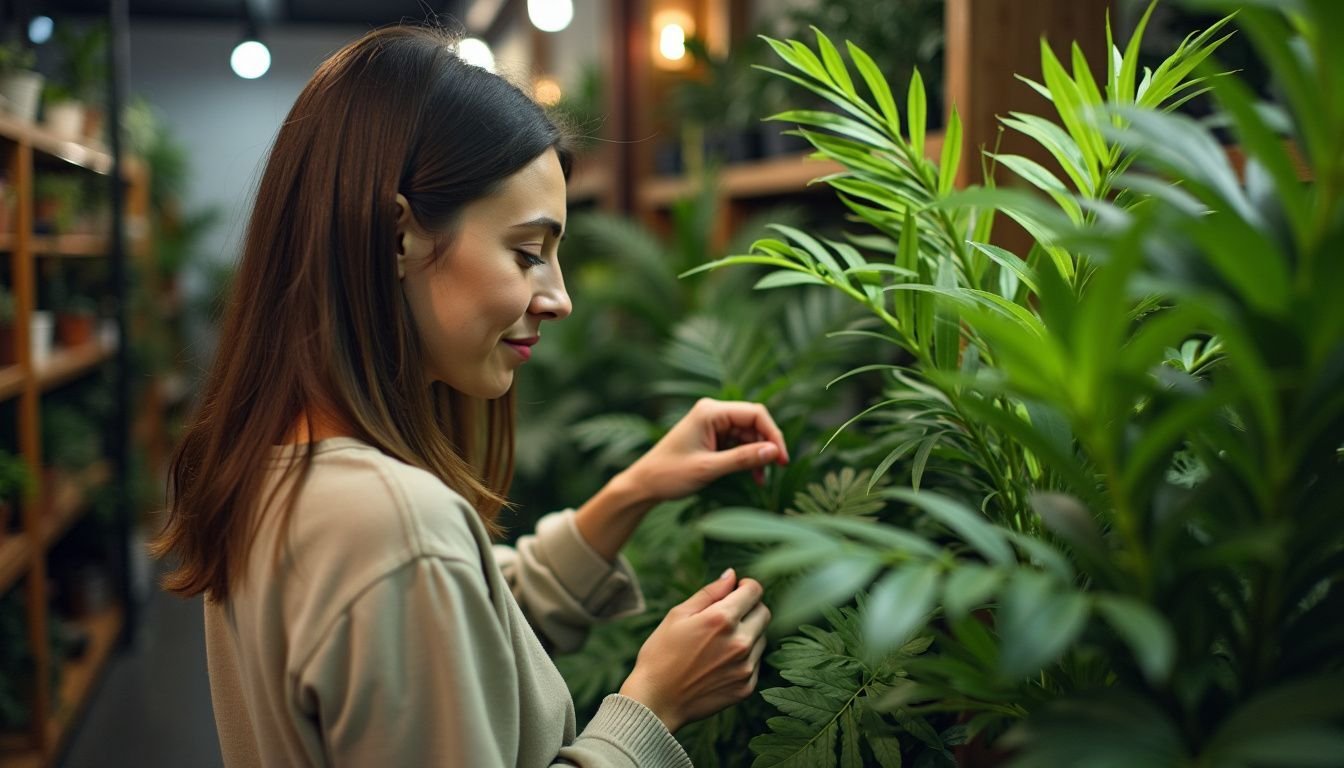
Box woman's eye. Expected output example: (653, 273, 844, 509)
(514, 249, 546, 268)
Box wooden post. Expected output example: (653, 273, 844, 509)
(945, 0, 1109, 252)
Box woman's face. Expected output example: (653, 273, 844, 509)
(399, 148, 570, 398)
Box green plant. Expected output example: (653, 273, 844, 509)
(547, 63, 604, 151)
(53, 24, 107, 103)
(0, 284, 15, 324)
(43, 407, 103, 471)
(680, 1, 1344, 765)
(34, 174, 84, 234)
(0, 42, 36, 75)
(775, 0, 945, 128)
(0, 450, 35, 503)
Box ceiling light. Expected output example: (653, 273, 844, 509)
(457, 38, 496, 72)
(231, 40, 271, 79)
(527, 0, 573, 33)
(28, 16, 54, 45)
(534, 76, 562, 106)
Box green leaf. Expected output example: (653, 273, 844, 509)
(846, 40, 901, 138)
(895, 208, 920, 336)
(811, 27, 856, 99)
(756, 270, 830, 290)
(700, 508, 825, 543)
(907, 69, 927, 158)
(998, 569, 1090, 679)
(863, 562, 941, 658)
(942, 563, 1003, 620)
(1093, 594, 1176, 684)
(1119, 1, 1157, 105)
(770, 223, 850, 284)
(968, 241, 1040, 295)
(880, 489, 1015, 566)
(938, 107, 963, 196)
(778, 556, 882, 627)
(933, 260, 961, 373)
(840, 707, 863, 768)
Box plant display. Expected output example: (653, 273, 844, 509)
(43, 406, 103, 472)
(0, 42, 35, 76)
(0, 449, 35, 503)
(52, 24, 108, 103)
(546, 63, 604, 152)
(642, 1, 1344, 765)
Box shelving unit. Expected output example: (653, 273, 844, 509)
(0, 105, 138, 766)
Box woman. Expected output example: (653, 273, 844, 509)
(152, 25, 789, 768)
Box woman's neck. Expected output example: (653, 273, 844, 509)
(284, 409, 354, 444)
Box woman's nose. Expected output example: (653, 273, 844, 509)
(530, 274, 572, 321)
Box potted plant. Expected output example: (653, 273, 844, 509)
(0, 450, 35, 538)
(0, 283, 16, 366)
(0, 41, 42, 123)
(34, 174, 83, 235)
(41, 82, 84, 141)
(53, 24, 107, 144)
(55, 294, 97, 348)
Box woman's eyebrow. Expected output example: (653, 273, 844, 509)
(511, 216, 563, 238)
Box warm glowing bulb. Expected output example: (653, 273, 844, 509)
(659, 23, 687, 62)
(231, 40, 271, 79)
(457, 37, 496, 72)
(527, 0, 574, 33)
(534, 77, 562, 106)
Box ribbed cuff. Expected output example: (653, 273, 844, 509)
(583, 695, 692, 768)
(535, 511, 644, 617)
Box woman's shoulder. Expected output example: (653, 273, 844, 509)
(279, 438, 488, 571)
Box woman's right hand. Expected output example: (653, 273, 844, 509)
(619, 569, 771, 733)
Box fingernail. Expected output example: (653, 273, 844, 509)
(758, 444, 778, 461)
(720, 568, 734, 580)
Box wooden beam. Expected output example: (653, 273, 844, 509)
(946, 0, 1109, 192)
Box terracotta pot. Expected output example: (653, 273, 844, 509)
(83, 106, 104, 145)
(0, 323, 15, 366)
(57, 312, 96, 348)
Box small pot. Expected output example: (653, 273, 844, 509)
(57, 311, 96, 348)
(83, 106, 104, 144)
(30, 310, 54, 366)
(43, 100, 84, 141)
(0, 71, 45, 122)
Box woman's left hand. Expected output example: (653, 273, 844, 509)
(624, 398, 790, 503)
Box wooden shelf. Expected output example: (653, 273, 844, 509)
(0, 533, 32, 595)
(0, 365, 25, 402)
(0, 604, 124, 768)
(639, 134, 946, 209)
(35, 343, 113, 393)
(0, 114, 112, 176)
(0, 234, 111, 257)
(42, 463, 112, 551)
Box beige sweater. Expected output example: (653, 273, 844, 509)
(204, 437, 692, 767)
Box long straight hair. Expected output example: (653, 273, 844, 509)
(153, 26, 571, 601)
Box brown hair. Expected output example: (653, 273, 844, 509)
(152, 25, 571, 601)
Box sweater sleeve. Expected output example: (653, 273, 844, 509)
(493, 510, 645, 653)
(296, 556, 688, 768)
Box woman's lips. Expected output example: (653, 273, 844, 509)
(503, 337, 538, 361)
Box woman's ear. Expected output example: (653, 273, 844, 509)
(393, 193, 422, 280)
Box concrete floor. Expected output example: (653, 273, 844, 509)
(59, 581, 222, 768)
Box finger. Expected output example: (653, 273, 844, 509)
(680, 568, 738, 614)
(739, 602, 772, 640)
(715, 577, 764, 622)
(711, 402, 790, 465)
(745, 634, 767, 669)
(706, 442, 779, 479)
